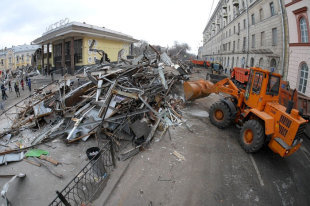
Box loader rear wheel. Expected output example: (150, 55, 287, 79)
(239, 120, 265, 153)
(209, 101, 232, 129)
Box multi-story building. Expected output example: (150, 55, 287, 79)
(285, 0, 310, 96)
(0, 44, 40, 74)
(201, 0, 288, 77)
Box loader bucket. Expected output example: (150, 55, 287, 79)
(183, 79, 214, 101)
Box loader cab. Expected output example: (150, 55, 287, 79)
(244, 67, 280, 110)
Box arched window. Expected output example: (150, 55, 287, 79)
(270, 58, 277, 71)
(250, 57, 255, 67)
(298, 63, 309, 94)
(241, 57, 245, 68)
(300, 17, 309, 43)
(259, 58, 264, 68)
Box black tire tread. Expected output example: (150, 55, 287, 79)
(209, 101, 232, 129)
(239, 120, 265, 153)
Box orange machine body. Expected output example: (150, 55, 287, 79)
(184, 67, 307, 157)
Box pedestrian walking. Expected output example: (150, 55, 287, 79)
(8, 80, 12, 92)
(27, 78, 31, 92)
(0, 99, 4, 110)
(1, 84, 8, 100)
(14, 82, 20, 97)
(21, 79, 24, 91)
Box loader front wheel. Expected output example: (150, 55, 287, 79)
(209, 101, 232, 129)
(239, 120, 265, 153)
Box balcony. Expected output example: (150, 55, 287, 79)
(223, 12, 228, 19)
(233, 0, 239, 7)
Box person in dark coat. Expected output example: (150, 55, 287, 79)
(14, 82, 20, 97)
(27, 78, 31, 92)
(1, 84, 8, 100)
(8, 80, 12, 92)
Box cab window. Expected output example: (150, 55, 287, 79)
(267, 75, 280, 96)
(252, 72, 264, 94)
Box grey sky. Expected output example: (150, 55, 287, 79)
(0, 0, 219, 54)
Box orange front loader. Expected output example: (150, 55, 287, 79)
(184, 67, 307, 157)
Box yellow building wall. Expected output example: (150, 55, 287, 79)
(0, 57, 5, 71)
(81, 37, 130, 65)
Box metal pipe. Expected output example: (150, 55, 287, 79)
(245, 0, 250, 66)
(278, 0, 286, 78)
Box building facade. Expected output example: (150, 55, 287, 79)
(0, 45, 40, 73)
(201, 0, 288, 77)
(285, 0, 310, 96)
(32, 21, 138, 74)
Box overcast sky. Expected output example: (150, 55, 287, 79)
(0, 0, 219, 54)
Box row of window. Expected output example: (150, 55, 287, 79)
(206, 1, 277, 42)
(219, 27, 278, 54)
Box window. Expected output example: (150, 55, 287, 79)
(229, 29, 231, 36)
(74, 39, 83, 63)
(229, 42, 231, 51)
(227, 57, 230, 67)
(1, 59, 3, 65)
(22, 55, 24, 62)
(232, 57, 235, 67)
(238, 39, 240, 50)
(252, 72, 264, 93)
(236, 57, 239, 67)
(251, 14, 255, 25)
(250, 57, 255, 67)
(243, 37, 246, 50)
(243, 19, 246, 29)
(234, 26, 235, 34)
(261, 31, 265, 46)
(252, 34, 255, 48)
(241, 57, 245, 68)
(270, 58, 277, 70)
(298, 63, 309, 94)
(259, 58, 264, 67)
(259, 8, 264, 21)
(267, 75, 280, 95)
(233, 41, 235, 51)
(300, 17, 309, 43)
(270, 2, 275, 16)
(272, 28, 277, 46)
(238, 23, 240, 33)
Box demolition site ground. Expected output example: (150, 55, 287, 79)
(1, 68, 310, 206)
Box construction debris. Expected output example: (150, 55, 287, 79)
(0, 45, 187, 177)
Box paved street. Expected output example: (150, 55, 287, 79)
(101, 69, 310, 206)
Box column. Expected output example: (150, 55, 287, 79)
(41, 45, 44, 74)
(70, 37, 75, 75)
(61, 39, 65, 75)
(47, 43, 50, 74)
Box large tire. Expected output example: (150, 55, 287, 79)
(239, 120, 265, 153)
(209, 101, 232, 129)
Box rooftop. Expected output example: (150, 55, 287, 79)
(32, 21, 138, 45)
(0, 44, 40, 55)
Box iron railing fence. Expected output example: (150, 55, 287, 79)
(49, 141, 115, 206)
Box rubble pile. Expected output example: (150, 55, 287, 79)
(0, 45, 191, 164)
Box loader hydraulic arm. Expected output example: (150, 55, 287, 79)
(184, 78, 243, 104)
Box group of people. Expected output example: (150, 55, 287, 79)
(1, 77, 32, 102)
